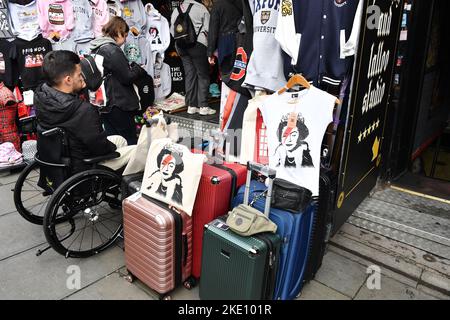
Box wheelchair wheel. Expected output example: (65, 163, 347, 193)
(14, 160, 51, 225)
(43, 169, 123, 258)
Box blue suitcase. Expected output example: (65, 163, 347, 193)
(232, 180, 316, 300)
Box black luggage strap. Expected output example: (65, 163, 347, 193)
(212, 164, 238, 210)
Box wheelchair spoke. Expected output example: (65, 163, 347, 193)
(78, 217, 89, 252)
(93, 223, 109, 243)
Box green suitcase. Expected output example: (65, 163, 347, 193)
(199, 218, 281, 300)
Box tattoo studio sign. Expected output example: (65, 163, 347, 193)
(335, 0, 403, 225)
(0, 0, 13, 39)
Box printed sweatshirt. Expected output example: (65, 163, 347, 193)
(37, 0, 75, 40)
(71, 0, 94, 43)
(8, 0, 40, 41)
(119, 0, 147, 35)
(90, 0, 109, 38)
(144, 3, 170, 61)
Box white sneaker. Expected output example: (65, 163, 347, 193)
(199, 107, 216, 115)
(187, 106, 199, 114)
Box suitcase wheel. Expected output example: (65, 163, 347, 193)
(123, 271, 135, 283)
(183, 277, 196, 290)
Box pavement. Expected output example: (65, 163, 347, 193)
(0, 168, 449, 300)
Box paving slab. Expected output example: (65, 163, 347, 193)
(65, 269, 151, 300)
(0, 171, 21, 186)
(0, 212, 46, 261)
(416, 285, 450, 300)
(297, 280, 351, 300)
(355, 275, 437, 300)
(314, 250, 368, 298)
(0, 245, 125, 300)
(0, 184, 21, 215)
(328, 245, 419, 288)
(330, 232, 423, 280)
(420, 270, 450, 294)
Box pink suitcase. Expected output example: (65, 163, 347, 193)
(123, 193, 193, 299)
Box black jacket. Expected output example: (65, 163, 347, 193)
(34, 83, 117, 165)
(90, 37, 146, 112)
(207, 0, 243, 58)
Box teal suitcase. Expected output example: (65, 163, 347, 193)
(199, 163, 281, 300)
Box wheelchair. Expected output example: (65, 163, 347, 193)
(14, 124, 124, 258)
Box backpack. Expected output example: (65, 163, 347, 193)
(80, 45, 108, 91)
(173, 4, 201, 48)
(79, 45, 111, 110)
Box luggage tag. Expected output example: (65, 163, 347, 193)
(211, 219, 230, 231)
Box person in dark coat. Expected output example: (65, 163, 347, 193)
(34, 50, 118, 174)
(207, 0, 243, 80)
(90, 16, 147, 145)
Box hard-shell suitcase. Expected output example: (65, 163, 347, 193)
(304, 170, 337, 281)
(199, 162, 281, 300)
(232, 178, 316, 300)
(122, 193, 193, 299)
(191, 161, 246, 280)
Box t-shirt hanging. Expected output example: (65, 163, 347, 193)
(258, 86, 336, 195)
(14, 35, 52, 90)
(243, 0, 286, 92)
(8, 0, 40, 41)
(71, 0, 94, 43)
(90, 0, 109, 38)
(0, 40, 18, 87)
(36, 0, 75, 41)
(119, 0, 147, 35)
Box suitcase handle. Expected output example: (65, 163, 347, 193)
(244, 161, 276, 217)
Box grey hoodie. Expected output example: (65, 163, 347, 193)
(71, 0, 94, 43)
(170, 0, 210, 48)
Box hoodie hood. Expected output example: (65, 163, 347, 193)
(90, 36, 117, 51)
(34, 84, 82, 127)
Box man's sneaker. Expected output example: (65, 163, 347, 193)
(187, 106, 199, 114)
(199, 107, 216, 115)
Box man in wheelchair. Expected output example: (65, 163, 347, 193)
(34, 50, 133, 191)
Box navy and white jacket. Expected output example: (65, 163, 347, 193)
(275, 0, 363, 87)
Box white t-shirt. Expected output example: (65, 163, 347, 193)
(259, 86, 335, 195)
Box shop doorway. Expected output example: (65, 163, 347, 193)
(347, 0, 450, 259)
(385, 0, 450, 200)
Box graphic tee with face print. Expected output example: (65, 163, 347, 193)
(259, 86, 336, 195)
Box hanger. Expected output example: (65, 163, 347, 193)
(278, 74, 341, 105)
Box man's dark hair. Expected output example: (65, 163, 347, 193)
(43, 50, 81, 86)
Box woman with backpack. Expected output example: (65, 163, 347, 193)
(89, 16, 147, 145)
(171, 0, 215, 116)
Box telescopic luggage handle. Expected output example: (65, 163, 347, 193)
(244, 161, 277, 217)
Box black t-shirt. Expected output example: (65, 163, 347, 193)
(13, 35, 52, 90)
(0, 39, 18, 87)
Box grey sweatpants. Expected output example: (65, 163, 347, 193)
(176, 43, 210, 108)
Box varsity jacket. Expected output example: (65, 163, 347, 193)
(276, 0, 363, 87)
